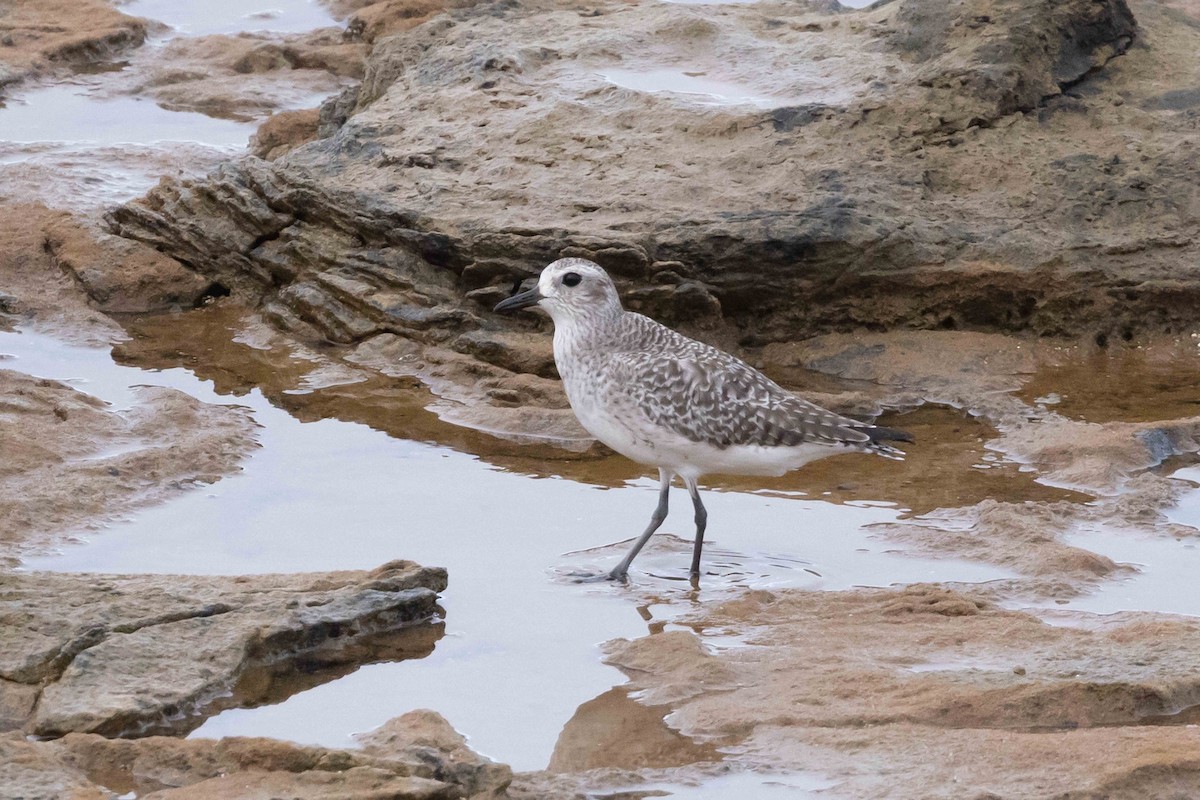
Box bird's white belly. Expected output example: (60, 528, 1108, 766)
(573, 399, 840, 480)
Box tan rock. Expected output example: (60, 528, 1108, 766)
(0, 370, 256, 563)
(344, 0, 454, 43)
(43, 214, 213, 314)
(0, 718, 503, 800)
(0, 0, 146, 95)
(0, 734, 106, 800)
(0, 562, 446, 737)
(142, 768, 455, 800)
(132, 31, 365, 122)
(251, 108, 322, 160)
(358, 709, 513, 797)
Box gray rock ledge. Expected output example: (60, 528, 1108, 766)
(0, 560, 446, 738)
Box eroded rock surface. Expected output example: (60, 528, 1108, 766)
(7, 0, 1200, 798)
(0, 561, 446, 739)
(0, 0, 145, 96)
(98, 0, 1200, 442)
(0, 370, 256, 564)
(553, 587, 1200, 800)
(106, 0, 1194, 368)
(0, 706, 509, 800)
(357, 709, 512, 797)
(0, 203, 258, 561)
(1, 203, 219, 334)
(117, 29, 365, 122)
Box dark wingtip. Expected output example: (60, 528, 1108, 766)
(867, 425, 914, 444)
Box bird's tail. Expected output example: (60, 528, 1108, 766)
(866, 425, 913, 459)
(867, 425, 914, 444)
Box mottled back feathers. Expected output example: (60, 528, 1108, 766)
(598, 313, 900, 453)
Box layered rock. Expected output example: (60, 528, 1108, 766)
(0, 204, 259, 560)
(104, 0, 1198, 371)
(0, 0, 146, 95)
(0, 561, 447, 738)
(0, 707, 510, 800)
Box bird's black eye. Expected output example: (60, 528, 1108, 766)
(562, 272, 582, 287)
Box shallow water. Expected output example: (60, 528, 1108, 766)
(601, 67, 850, 109)
(0, 141, 240, 210)
(119, 0, 338, 36)
(0, 80, 255, 208)
(1019, 342, 1200, 424)
(8, 321, 1013, 771)
(635, 770, 837, 797)
(1006, 345, 1200, 620)
(5, 0, 1198, 788)
(0, 84, 255, 146)
(1026, 523, 1200, 618)
(660, 0, 761, 6)
(1026, 465, 1200, 619)
(0, 0, 339, 210)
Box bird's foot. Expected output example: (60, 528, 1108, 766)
(560, 567, 628, 584)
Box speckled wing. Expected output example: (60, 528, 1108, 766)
(608, 346, 875, 451)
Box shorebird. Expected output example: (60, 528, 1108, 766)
(495, 258, 911, 583)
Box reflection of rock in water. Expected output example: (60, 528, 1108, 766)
(548, 686, 721, 773)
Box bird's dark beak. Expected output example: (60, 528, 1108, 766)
(494, 287, 544, 314)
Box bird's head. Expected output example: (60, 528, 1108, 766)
(493, 258, 623, 325)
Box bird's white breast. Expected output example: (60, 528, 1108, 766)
(556, 327, 838, 479)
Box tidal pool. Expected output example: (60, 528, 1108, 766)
(0, 0, 339, 210)
(8, 320, 1012, 771)
(1028, 469, 1200, 620)
(0, 84, 255, 146)
(7, 0, 1189, 775)
(119, 0, 339, 36)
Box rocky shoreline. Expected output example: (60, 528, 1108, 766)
(98, 0, 1200, 444)
(5, 0, 1200, 797)
(2, 561, 446, 737)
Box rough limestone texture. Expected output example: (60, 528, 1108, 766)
(0, 713, 510, 800)
(0, 0, 146, 96)
(503, 587, 1200, 800)
(357, 709, 513, 798)
(0, 369, 256, 564)
(0, 561, 447, 738)
(106, 0, 1200, 366)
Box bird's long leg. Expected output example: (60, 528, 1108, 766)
(608, 468, 673, 581)
(684, 476, 708, 582)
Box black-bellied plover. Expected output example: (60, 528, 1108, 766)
(495, 258, 912, 583)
